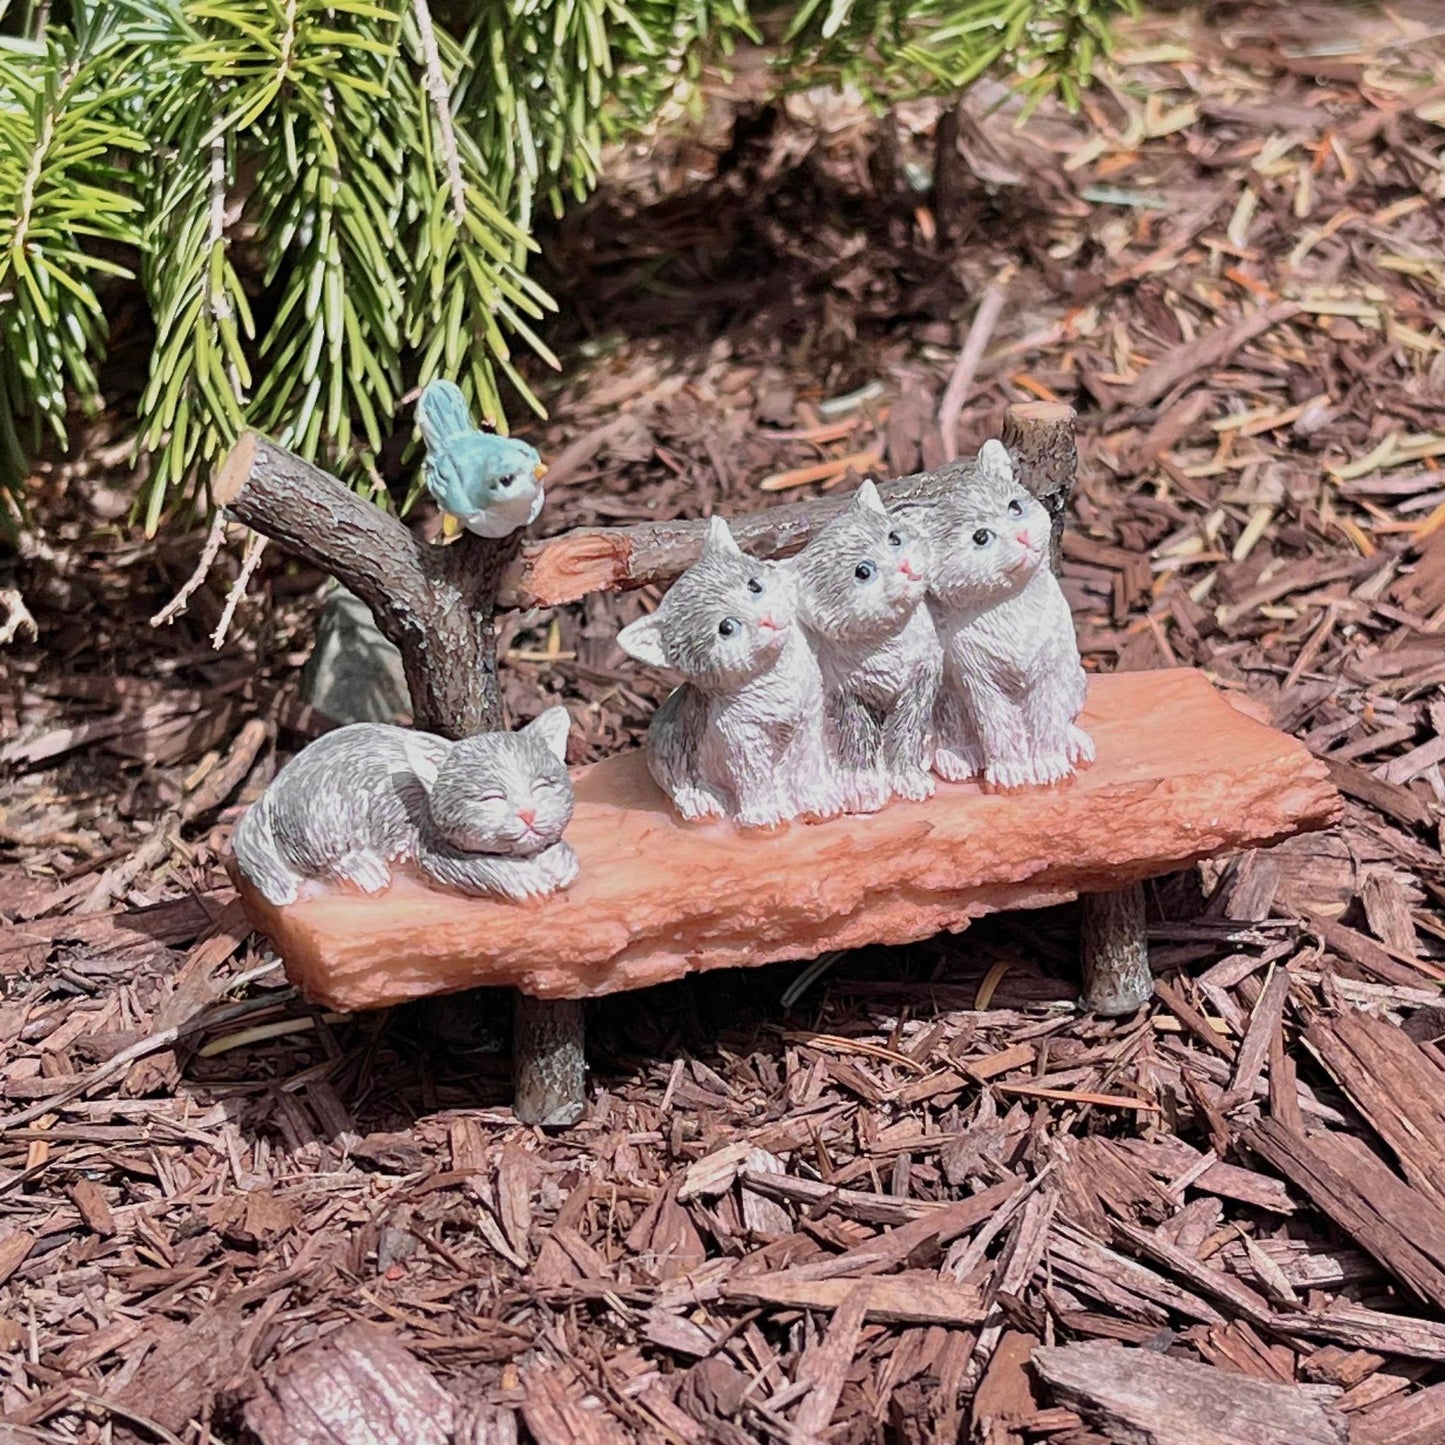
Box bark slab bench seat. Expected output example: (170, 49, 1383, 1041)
(237, 668, 1341, 1013)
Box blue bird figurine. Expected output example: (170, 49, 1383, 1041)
(416, 380, 546, 539)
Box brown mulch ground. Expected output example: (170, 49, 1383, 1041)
(4, 3, 1445, 1441)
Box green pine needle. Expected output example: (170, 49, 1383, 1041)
(0, 0, 1133, 541)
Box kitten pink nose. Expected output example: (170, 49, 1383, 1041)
(1016, 532, 1032, 547)
(899, 561, 920, 580)
(517, 808, 536, 827)
(758, 616, 780, 631)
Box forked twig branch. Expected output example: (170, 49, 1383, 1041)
(151, 508, 228, 628)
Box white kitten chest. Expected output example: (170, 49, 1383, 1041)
(821, 605, 938, 708)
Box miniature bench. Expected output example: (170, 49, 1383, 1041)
(217, 404, 1341, 1125)
(240, 667, 1337, 1006)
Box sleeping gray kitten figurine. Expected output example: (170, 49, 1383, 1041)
(617, 516, 843, 828)
(794, 480, 942, 809)
(928, 440, 1094, 790)
(232, 707, 578, 905)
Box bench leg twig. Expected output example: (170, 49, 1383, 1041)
(1080, 883, 1153, 1016)
(1002, 402, 1155, 1018)
(513, 997, 588, 1127)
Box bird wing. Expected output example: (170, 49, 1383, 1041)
(424, 432, 499, 516)
(417, 380, 472, 449)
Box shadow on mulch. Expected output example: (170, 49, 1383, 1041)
(173, 907, 1092, 1155)
(530, 99, 1071, 367)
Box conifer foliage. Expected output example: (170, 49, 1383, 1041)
(0, 0, 1131, 538)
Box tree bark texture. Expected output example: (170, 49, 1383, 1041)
(511, 997, 587, 1127)
(217, 431, 515, 737)
(1032, 1341, 1347, 1445)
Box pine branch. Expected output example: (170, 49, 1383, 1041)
(0, 27, 144, 503)
(0, 0, 1137, 531)
(411, 0, 466, 225)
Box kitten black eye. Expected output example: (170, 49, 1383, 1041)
(718, 617, 739, 637)
(973, 528, 994, 547)
(887, 531, 902, 547)
(1007, 498, 1023, 517)
(854, 560, 876, 582)
(746, 577, 763, 594)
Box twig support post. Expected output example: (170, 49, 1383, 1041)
(1079, 883, 1153, 1017)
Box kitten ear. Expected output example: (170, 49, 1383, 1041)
(617, 613, 670, 668)
(975, 439, 1014, 486)
(400, 733, 441, 789)
(701, 515, 742, 559)
(524, 705, 571, 762)
(851, 479, 887, 516)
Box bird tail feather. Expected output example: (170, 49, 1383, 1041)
(417, 380, 472, 449)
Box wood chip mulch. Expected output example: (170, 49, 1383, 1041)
(2, 3, 1444, 1441)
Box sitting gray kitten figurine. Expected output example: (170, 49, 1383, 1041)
(617, 516, 842, 828)
(232, 707, 578, 905)
(927, 440, 1094, 790)
(794, 479, 942, 808)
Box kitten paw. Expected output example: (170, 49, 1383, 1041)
(492, 865, 551, 901)
(932, 745, 983, 782)
(736, 805, 787, 829)
(983, 758, 1041, 791)
(672, 786, 727, 822)
(537, 843, 580, 891)
(805, 781, 853, 819)
(891, 768, 935, 802)
(1067, 725, 1095, 766)
(984, 754, 1074, 791)
(841, 771, 890, 814)
(1037, 754, 1077, 785)
(335, 849, 392, 893)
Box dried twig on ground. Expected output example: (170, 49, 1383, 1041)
(939, 279, 1009, 460)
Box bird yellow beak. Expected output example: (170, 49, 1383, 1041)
(534, 462, 547, 481)
(441, 513, 462, 540)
